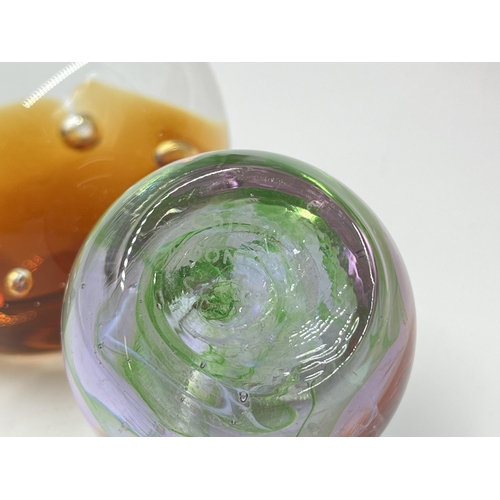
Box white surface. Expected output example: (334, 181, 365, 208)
(1, 63, 499, 436)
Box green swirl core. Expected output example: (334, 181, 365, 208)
(63, 151, 413, 437)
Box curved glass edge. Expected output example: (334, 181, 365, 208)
(62, 150, 416, 437)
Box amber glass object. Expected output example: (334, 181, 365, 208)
(0, 63, 228, 353)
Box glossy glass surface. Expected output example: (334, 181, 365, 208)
(0, 63, 228, 352)
(62, 151, 415, 436)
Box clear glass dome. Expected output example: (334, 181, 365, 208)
(0, 62, 228, 353)
(62, 150, 416, 437)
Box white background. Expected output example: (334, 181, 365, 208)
(1, 63, 499, 437)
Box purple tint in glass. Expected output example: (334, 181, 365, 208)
(62, 150, 416, 436)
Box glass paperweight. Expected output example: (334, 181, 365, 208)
(62, 150, 416, 437)
(0, 63, 227, 353)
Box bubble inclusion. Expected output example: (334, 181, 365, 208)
(96, 187, 363, 436)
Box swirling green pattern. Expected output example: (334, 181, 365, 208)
(63, 151, 415, 437)
(97, 189, 361, 435)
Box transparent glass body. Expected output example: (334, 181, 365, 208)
(62, 150, 416, 437)
(0, 63, 228, 353)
